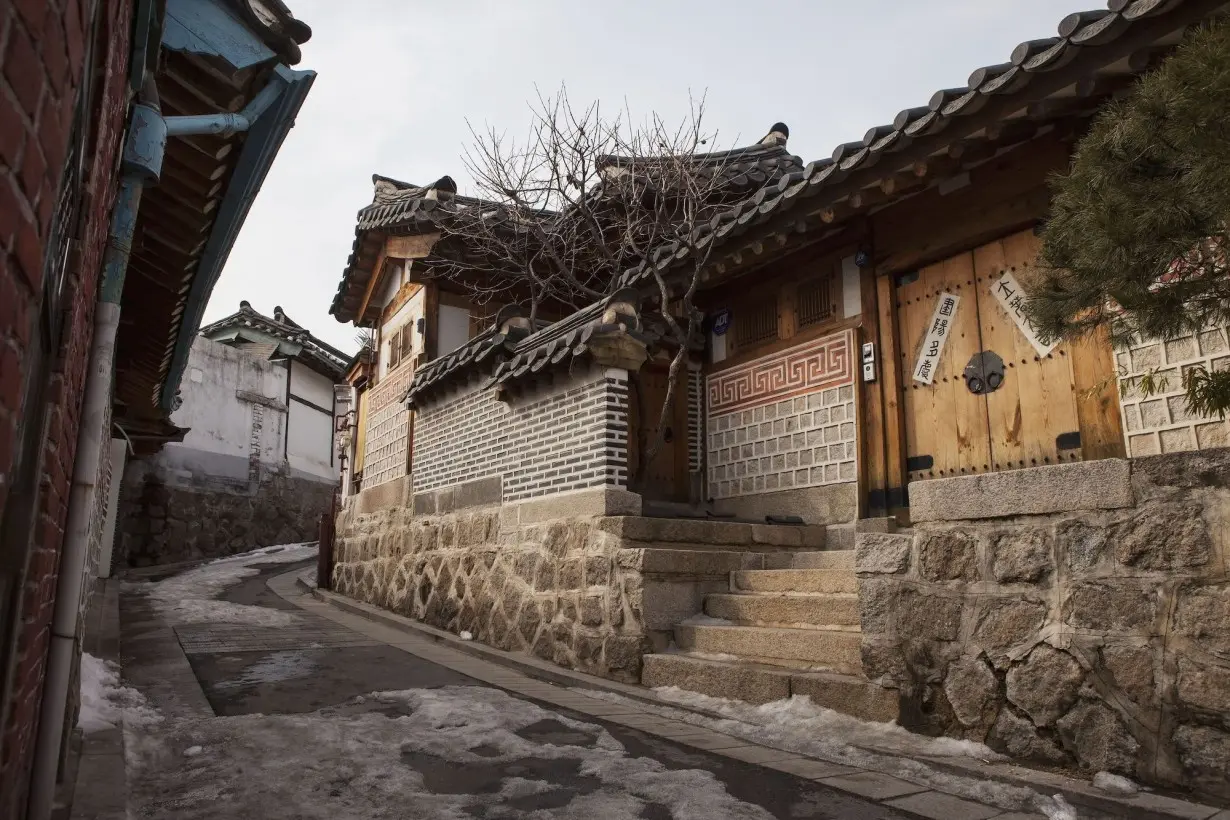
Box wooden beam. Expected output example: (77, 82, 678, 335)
(875, 273, 907, 517)
(386, 232, 440, 260)
(856, 264, 882, 519)
(356, 242, 390, 325)
(850, 186, 889, 211)
(424, 281, 440, 360)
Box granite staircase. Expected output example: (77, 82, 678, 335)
(641, 520, 904, 723)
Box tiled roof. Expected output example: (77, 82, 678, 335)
(404, 292, 655, 407)
(616, 0, 1225, 289)
(330, 129, 803, 324)
(404, 305, 549, 407)
(200, 301, 349, 379)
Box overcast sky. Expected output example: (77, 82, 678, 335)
(203, 0, 1083, 355)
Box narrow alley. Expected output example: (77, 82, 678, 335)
(105, 546, 910, 819)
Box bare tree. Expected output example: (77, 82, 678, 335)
(423, 86, 747, 489)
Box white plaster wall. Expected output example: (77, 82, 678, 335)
(439, 303, 471, 356)
(378, 288, 424, 380)
(288, 361, 338, 480)
(151, 337, 288, 483)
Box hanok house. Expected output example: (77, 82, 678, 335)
(0, 1, 314, 816)
(114, 302, 348, 568)
(329, 0, 1230, 799)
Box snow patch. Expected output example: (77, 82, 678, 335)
(580, 687, 1080, 818)
(459, 630, 473, 641)
(1092, 771, 1140, 796)
(133, 542, 316, 627)
(78, 653, 160, 733)
(183, 746, 203, 757)
(126, 685, 777, 819)
(678, 614, 732, 626)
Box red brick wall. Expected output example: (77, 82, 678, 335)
(0, 0, 132, 814)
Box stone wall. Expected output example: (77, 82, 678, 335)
(117, 468, 334, 567)
(1118, 325, 1230, 456)
(332, 504, 649, 682)
(858, 452, 1230, 798)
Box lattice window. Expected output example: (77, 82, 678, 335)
(734, 295, 778, 349)
(797, 271, 841, 329)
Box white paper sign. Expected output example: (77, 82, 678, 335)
(991, 271, 1058, 357)
(912, 292, 960, 385)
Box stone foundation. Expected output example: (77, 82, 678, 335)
(332, 502, 649, 681)
(118, 468, 334, 566)
(858, 450, 1230, 799)
(331, 496, 810, 683)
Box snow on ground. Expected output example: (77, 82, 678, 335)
(78, 653, 161, 734)
(580, 687, 1083, 820)
(1092, 771, 1141, 796)
(131, 542, 317, 627)
(678, 613, 733, 626)
(125, 685, 777, 820)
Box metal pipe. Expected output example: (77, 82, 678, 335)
(26, 83, 154, 820)
(164, 72, 286, 137)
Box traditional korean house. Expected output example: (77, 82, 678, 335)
(329, 0, 1230, 798)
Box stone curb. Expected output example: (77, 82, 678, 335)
(68, 579, 128, 820)
(297, 577, 703, 717)
(287, 575, 1227, 820)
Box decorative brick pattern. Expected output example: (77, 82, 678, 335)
(706, 330, 857, 500)
(707, 329, 853, 415)
(362, 364, 411, 487)
(687, 368, 702, 473)
(414, 369, 629, 502)
(1117, 325, 1230, 457)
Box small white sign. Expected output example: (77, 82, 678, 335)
(912, 292, 960, 385)
(991, 271, 1058, 357)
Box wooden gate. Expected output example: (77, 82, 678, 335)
(895, 230, 1123, 484)
(628, 364, 690, 502)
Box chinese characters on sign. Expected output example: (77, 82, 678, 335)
(912, 292, 960, 385)
(991, 271, 1058, 357)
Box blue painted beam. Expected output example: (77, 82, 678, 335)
(162, 0, 275, 69)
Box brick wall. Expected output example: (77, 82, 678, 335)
(362, 363, 411, 488)
(705, 329, 857, 500)
(1118, 326, 1230, 457)
(0, 0, 133, 814)
(413, 368, 630, 502)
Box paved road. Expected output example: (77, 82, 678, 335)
(118, 558, 908, 819)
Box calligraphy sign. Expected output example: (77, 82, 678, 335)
(991, 271, 1058, 357)
(912, 292, 960, 385)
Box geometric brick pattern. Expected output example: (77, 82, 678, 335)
(707, 328, 853, 415)
(413, 369, 630, 503)
(688, 368, 702, 473)
(362, 363, 411, 487)
(1117, 324, 1230, 457)
(707, 385, 857, 500)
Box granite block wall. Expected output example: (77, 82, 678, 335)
(857, 450, 1230, 799)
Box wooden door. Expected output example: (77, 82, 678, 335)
(896, 229, 1123, 484)
(628, 365, 689, 502)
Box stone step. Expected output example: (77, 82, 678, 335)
(642, 654, 897, 722)
(674, 624, 862, 674)
(599, 516, 826, 550)
(731, 568, 857, 595)
(784, 550, 854, 570)
(704, 592, 860, 627)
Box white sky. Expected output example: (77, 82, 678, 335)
(203, 0, 1084, 355)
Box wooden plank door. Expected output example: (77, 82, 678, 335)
(628, 365, 689, 502)
(897, 253, 991, 482)
(894, 228, 1125, 489)
(972, 230, 1083, 471)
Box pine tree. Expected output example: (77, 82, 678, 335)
(1029, 20, 1230, 416)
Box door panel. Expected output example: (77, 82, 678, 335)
(974, 230, 1081, 471)
(629, 366, 688, 502)
(898, 253, 989, 482)
(898, 229, 1102, 487)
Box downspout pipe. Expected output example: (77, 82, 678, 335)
(26, 67, 291, 820)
